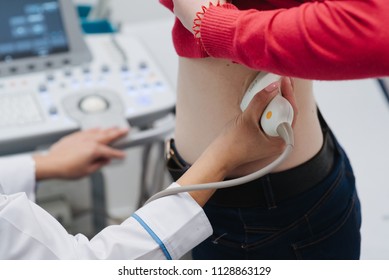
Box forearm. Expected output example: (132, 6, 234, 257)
(33, 154, 59, 181)
(199, 1, 389, 80)
(177, 145, 229, 206)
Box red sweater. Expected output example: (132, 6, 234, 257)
(159, 0, 389, 80)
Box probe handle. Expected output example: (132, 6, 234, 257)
(260, 94, 293, 137)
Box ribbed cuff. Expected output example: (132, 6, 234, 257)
(200, 3, 240, 59)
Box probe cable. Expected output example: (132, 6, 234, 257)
(145, 122, 294, 204)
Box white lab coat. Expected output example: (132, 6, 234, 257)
(0, 155, 212, 260)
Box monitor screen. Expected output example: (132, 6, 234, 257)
(0, 0, 69, 62)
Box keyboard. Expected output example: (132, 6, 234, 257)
(0, 92, 44, 127)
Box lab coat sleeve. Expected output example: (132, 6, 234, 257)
(0, 183, 212, 260)
(0, 155, 36, 201)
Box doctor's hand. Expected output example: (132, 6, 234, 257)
(172, 0, 227, 34)
(33, 127, 129, 181)
(178, 77, 296, 205)
(209, 76, 296, 173)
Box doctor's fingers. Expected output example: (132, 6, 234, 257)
(92, 144, 126, 161)
(280, 77, 298, 126)
(86, 158, 111, 174)
(86, 127, 130, 144)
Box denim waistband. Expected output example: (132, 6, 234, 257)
(166, 112, 336, 207)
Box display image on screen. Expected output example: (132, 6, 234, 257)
(0, 0, 69, 62)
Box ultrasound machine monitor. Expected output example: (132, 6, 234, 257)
(0, 0, 92, 77)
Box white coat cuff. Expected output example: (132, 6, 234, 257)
(134, 182, 212, 259)
(0, 155, 36, 200)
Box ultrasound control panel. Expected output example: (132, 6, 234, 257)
(0, 34, 176, 155)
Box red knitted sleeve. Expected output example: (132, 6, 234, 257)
(159, 0, 174, 12)
(200, 1, 389, 80)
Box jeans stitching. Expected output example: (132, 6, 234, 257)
(241, 161, 345, 250)
(245, 226, 281, 233)
(212, 161, 345, 250)
(292, 196, 356, 251)
(238, 166, 342, 239)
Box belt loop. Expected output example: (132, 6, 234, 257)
(262, 175, 277, 209)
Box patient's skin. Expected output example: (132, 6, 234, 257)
(174, 57, 323, 177)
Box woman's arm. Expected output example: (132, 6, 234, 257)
(172, 0, 389, 80)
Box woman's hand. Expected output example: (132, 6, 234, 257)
(172, 0, 226, 34)
(33, 127, 129, 180)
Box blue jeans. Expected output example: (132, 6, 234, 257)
(192, 132, 361, 260)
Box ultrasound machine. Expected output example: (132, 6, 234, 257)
(0, 0, 176, 156)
